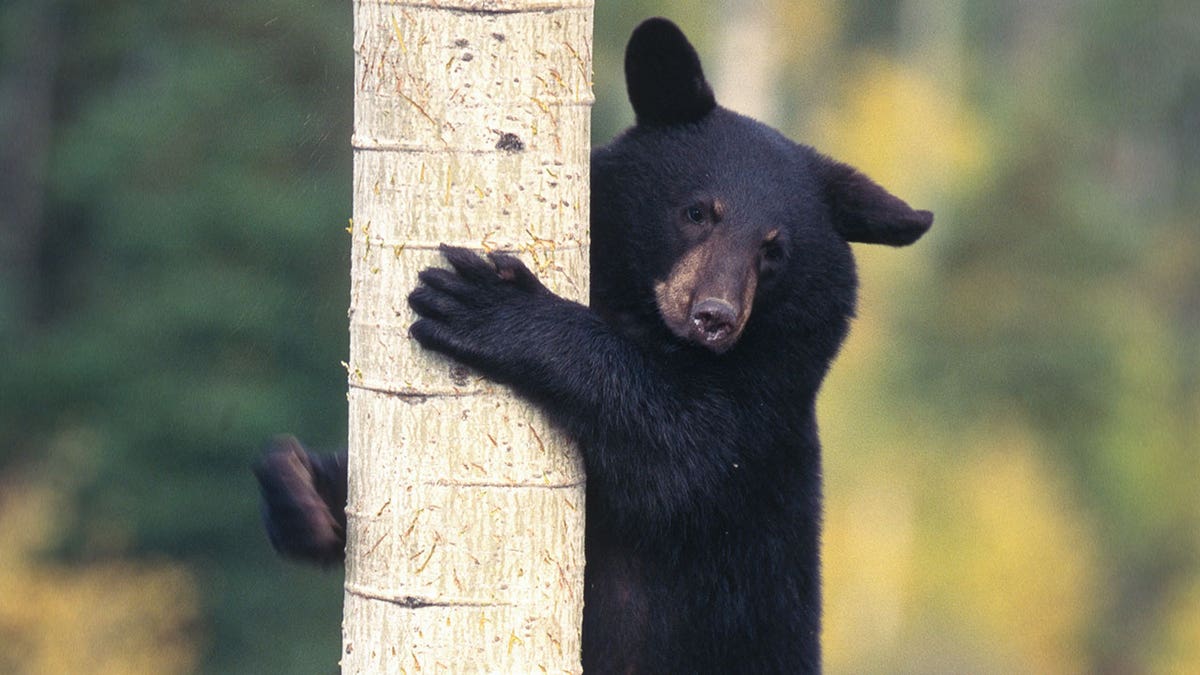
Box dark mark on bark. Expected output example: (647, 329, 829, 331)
(496, 132, 525, 153)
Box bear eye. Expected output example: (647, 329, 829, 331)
(760, 230, 785, 270)
(761, 242, 783, 262)
(685, 204, 706, 224)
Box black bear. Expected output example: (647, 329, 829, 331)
(256, 17, 931, 673)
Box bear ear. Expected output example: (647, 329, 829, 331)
(625, 18, 717, 126)
(818, 156, 933, 246)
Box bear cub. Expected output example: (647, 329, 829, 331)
(256, 17, 931, 674)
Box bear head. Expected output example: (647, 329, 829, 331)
(590, 18, 932, 358)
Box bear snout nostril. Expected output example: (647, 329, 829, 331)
(690, 298, 737, 341)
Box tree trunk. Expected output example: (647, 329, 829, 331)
(343, 1, 592, 672)
(714, 0, 780, 124)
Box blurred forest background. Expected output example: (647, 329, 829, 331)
(0, 0, 1196, 672)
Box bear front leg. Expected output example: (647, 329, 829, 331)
(410, 246, 744, 537)
(408, 245, 583, 384)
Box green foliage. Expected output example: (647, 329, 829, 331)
(1, 0, 350, 671)
(899, 3, 1198, 669)
(1, 0, 1196, 672)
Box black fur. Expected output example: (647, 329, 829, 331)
(257, 18, 931, 674)
(253, 435, 346, 567)
(624, 17, 716, 126)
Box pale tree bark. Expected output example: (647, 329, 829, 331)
(344, 1, 592, 673)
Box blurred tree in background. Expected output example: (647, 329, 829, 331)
(0, 1, 351, 671)
(0, 0, 1195, 673)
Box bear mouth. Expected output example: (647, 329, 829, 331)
(686, 298, 743, 353)
(653, 282, 754, 355)
(695, 321, 731, 344)
(652, 294, 748, 354)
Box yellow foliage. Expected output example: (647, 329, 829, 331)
(822, 463, 919, 671)
(813, 55, 989, 203)
(769, 0, 841, 69)
(0, 478, 200, 675)
(822, 421, 1099, 674)
(1150, 576, 1200, 674)
(921, 431, 1099, 674)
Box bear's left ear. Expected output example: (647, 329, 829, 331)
(818, 156, 933, 246)
(625, 18, 717, 126)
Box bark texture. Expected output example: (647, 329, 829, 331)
(344, 1, 592, 672)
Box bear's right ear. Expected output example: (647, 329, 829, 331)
(818, 156, 933, 247)
(625, 18, 717, 126)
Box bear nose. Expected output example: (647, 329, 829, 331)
(690, 298, 737, 342)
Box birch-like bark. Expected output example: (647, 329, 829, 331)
(344, 1, 592, 672)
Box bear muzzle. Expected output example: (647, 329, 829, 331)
(653, 240, 758, 354)
(690, 298, 738, 345)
